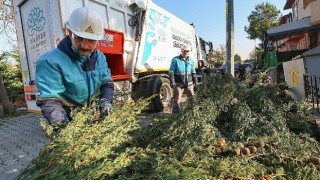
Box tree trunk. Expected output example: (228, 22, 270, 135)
(0, 71, 14, 114)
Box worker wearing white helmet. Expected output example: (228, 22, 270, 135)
(35, 7, 114, 125)
(169, 45, 197, 113)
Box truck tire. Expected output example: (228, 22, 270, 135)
(152, 76, 172, 112)
(133, 75, 173, 112)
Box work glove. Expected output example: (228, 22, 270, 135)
(192, 74, 198, 86)
(170, 82, 176, 88)
(169, 73, 176, 88)
(170, 78, 176, 88)
(98, 98, 113, 116)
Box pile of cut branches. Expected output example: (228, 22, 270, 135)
(19, 75, 320, 180)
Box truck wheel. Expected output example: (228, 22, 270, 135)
(148, 75, 173, 112)
(150, 76, 172, 112)
(133, 75, 173, 112)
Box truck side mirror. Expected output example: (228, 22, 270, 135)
(198, 60, 205, 68)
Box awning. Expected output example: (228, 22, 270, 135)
(264, 17, 320, 48)
(266, 17, 314, 42)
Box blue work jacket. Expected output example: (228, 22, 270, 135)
(169, 55, 196, 86)
(35, 37, 114, 124)
(36, 38, 113, 105)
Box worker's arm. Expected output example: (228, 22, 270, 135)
(169, 58, 177, 88)
(36, 99, 70, 125)
(99, 55, 114, 102)
(191, 59, 197, 85)
(35, 58, 69, 125)
(98, 54, 114, 115)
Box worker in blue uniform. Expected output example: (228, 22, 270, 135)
(35, 7, 114, 125)
(169, 46, 197, 113)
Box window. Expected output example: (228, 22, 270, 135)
(292, 5, 298, 20)
(309, 31, 318, 49)
(290, 43, 298, 50)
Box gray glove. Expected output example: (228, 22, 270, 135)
(98, 98, 113, 116)
(169, 75, 176, 88)
(192, 73, 198, 85)
(170, 82, 176, 88)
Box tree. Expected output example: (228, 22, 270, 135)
(0, 49, 23, 99)
(244, 2, 280, 42)
(0, 0, 18, 114)
(234, 53, 241, 63)
(0, 52, 14, 114)
(0, 0, 15, 40)
(210, 44, 226, 67)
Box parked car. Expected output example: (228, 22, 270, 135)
(242, 63, 253, 73)
(217, 63, 245, 76)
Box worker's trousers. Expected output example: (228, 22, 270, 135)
(172, 84, 194, 113)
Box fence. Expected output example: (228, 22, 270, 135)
(304, 74, 320, 110)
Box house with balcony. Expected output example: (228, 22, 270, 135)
(276, 13, 308, 52)
(265, 0, 320, 104)
(264, 0, 320, 52)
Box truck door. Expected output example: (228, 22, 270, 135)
(15, 0, 54, 112)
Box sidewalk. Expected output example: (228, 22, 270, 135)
(0, 113, 51, 180)
(0, 112, 165, 179)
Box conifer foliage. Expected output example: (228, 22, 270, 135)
(19, 75, 320, 179)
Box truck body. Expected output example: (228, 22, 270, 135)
(13, 0, 212, 113)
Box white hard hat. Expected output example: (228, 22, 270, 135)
(181, 45, 192, 52)
(66, 7, 104, 40)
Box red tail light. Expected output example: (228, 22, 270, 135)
(26, 94, 37, 101)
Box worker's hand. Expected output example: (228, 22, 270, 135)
(98, 98, 113, 116)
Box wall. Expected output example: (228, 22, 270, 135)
(310, 0, 320, 25)
(283, 57, 306, 100)
(297, 0, 311, 19)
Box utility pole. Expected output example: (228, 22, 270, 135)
(226, 0, 234, 76)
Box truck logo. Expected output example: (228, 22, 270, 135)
(27, 7, 46, 36)
(141, 9, 169, 65)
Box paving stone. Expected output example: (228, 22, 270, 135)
(0, 154, 14, 162)
(0, 149, 6, 156)
(1, 164, 23, 180)
(0, 166, 7, 175)
(5, 163, 24, 174)
(15, 153, 28, 161)
(0, 113, 50, 179)
(4, 159, 20, 168)
(18, 156, 35, 165)
(0, 173, 16, 180)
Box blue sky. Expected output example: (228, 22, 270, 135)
(153, 0, 290, 60)
(0, 0, 290, 58)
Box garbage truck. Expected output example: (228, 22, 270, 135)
(13, 0, 213, 113)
